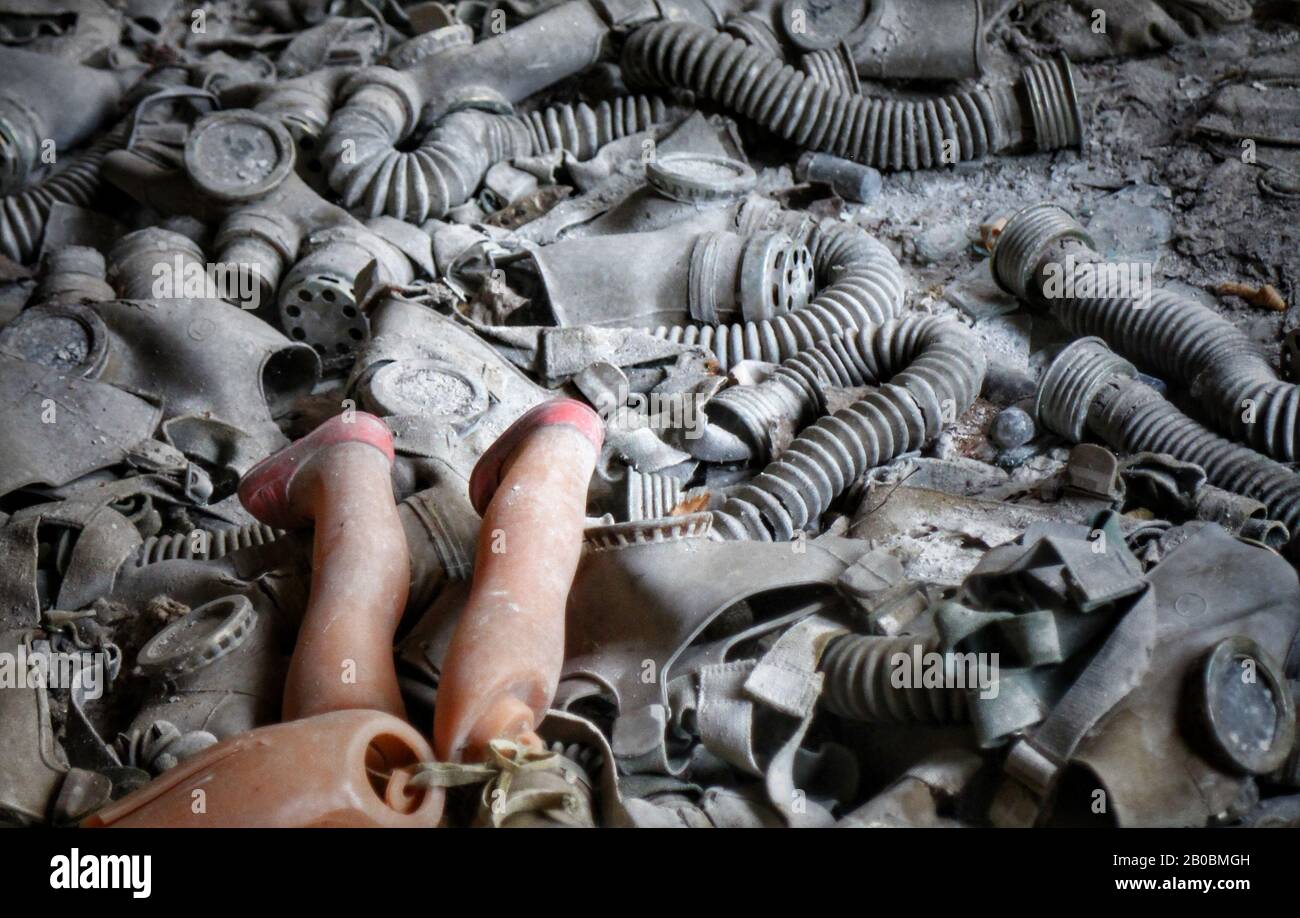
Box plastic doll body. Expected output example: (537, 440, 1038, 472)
(434, 401, 603, 762)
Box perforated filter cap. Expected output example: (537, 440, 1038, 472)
(740, 231, 814, 321)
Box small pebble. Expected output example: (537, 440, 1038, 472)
(990, 406, 1035, 450)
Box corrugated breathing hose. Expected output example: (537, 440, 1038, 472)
(799, 47, 859, 96)
(704, 299, 975, 460)
(993, 203, 1300, 464)
(621, 22, 1083, 171)
(1037, 337, 1300, 552)
(1, 125, 124, 264)
(651, 218, 905, 370)
(130, 523, 286, 567)
(322, 95, 673, 221)
(820, 633, 969, 723)
(710, 316, 986, 540)
(623, 468, 684, 521)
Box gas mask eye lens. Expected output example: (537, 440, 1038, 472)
(1190, 636, 1296, 775)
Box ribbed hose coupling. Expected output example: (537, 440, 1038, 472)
(705, 371, 820, 462)
(1034, 337, 1137, 442)
(820, 633, 969, 724)
(710, 317, 986, 541)
(622, 23, 1083, 171)
(1037, 338, 1300, 552)
(1022, 54, 1085, 152)
(990, 202, 1095, 303)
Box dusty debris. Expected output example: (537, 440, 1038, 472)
(482, 184, 573, 230)
(1216, 280, 1288, 311)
